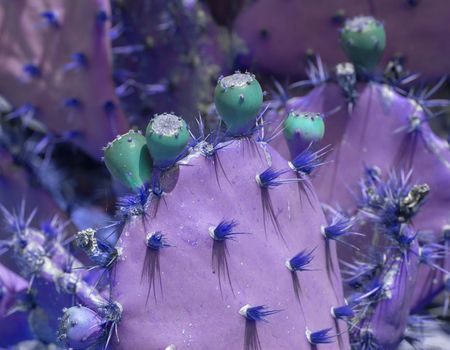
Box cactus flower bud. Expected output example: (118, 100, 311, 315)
(214, 72, 263, 135)
(145, 113, 190, 169)
(283, 111, 325, 156)
(104, 130, 153, 190)
(340, 16, 386, 71)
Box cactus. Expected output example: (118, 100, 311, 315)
(0, 1, 449, 348)
(268, 54, 450, 347)
(51, 72, 349, 349)
(108, 135, 349, 348)
(0, 72, 354, 349)
(0, 0, 128, 160)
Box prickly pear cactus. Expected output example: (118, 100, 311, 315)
(112, 139, 349, 349)
(65, 72, 352, 349)
(266, 16, 450, 347)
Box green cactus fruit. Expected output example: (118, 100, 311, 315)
(340, 16, 386, 71)
(283, 111, 325, 143)
(145, 113, 190, 168)
(214, 72, 263, 135)
(104, 130, 153, 189)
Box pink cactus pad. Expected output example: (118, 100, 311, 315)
(111, 140, 349, 349)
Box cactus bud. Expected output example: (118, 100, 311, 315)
(340, 16, 386, 71)
(104, 130, 153, 190)
(283, 111, 325, 151)
(214, 72, 263, 135)
(58, 306, 105, 349)
(145, 113, 190, 168)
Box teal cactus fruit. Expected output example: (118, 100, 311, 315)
(214, 72, 263, 135)
(340, 16, 386, 72)
(283, 111, 325, 143)
(104, 130, 153, 189)
(145, 113, 190, 168)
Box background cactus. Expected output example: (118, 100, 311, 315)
(267, 57, 450, 349)
(0, 0, 125, 236)
(109, 0, 228, 127)
(339, 16, 386, 73)
(233, 0, 450, 82)
(0, 0, 128, 160)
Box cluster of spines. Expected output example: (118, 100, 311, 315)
(341, 167, 449, 347)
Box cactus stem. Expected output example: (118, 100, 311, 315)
(96, 10, 109, 26)
(103, 100, 118, 135)
(63, 97, 82, 110)
(394, 127, 419, 170)
(256, 167, 302, 235)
